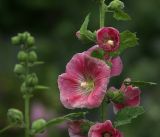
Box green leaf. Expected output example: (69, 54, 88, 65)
(80, 14, 90, 32)
(124, 81, 157, 87)
(113, 9, 131, 21)
(114, 106, 145, 127)
(79, 14, 96, 42)
(110, 30, 138, 57)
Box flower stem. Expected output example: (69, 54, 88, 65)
(24, 95, 30, 137)
(0, 125, 13, 134)
(99, 0, 105, 27)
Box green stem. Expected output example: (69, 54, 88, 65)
(99, 0, 105, 27)
(31, 112, 87, 135)
(0, 125, 13, 134)
(25, 95, 30, 137)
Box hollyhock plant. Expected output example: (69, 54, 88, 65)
(88, 120, 123, 137)
(96, 27, 120, 52)
(85, 45, 123, 77)
(110, 80, 141, 113)
(68, 120, 87, 137)
(58, 53, 110, 109)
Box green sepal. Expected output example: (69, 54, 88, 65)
(114, 106, 145, 127)
(91, 49, 105, 59)
(78, 14, 96, 42)
(110, 30, 138, 57)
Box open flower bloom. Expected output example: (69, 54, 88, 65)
(88, 120, 123, 137)
(96, 27, 120, 52)
(85, 45, 123, 77)
(112, 82, 141, 113)
(68, 120, 87, 137)
(58, 53, 110, 109)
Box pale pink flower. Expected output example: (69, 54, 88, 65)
(88, 120, 123, 137)
(68, 120, 87, 137)
(97, 27, 120, 52)
(58, 53, 110, 109)
(85, 45, 123, 77)
(111, 81, 141, 113)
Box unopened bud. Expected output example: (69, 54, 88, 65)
(106, 90, 124, 103)
(20, 82, 28, 93)
(27, 36, 35, 47)
(31, 119, 47, 134)
(26, 73, 38, 87)
(17, 51, 28, 62)
(14, 64, 25, 75)
(108, 0, 124, 10)
(28, 51, 37, 62)
(11, 36, 21, 45)
(7, 108, 23, 126)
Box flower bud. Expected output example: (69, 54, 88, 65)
(27, 36, 35, 47)
(14, 64, 25, 75)
(11, 36, 21, 45)
(108, 0, 124, 10)
(31, 119, 47, 134)
(107, 90, 124, 104)
(28, 51, 37, 62)
(26, 73, 38, 87)
(20, 82, 28, 93)
(17, 51, 28, 62)
(7, 108, 23, 125)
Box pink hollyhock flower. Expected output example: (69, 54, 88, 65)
(68, 120, 87, 137)
(88, 120, 123, 137)
(58, 53, 110, 109)
(96, 27, 120, 52)
(85, 45, 123, 77)
(111, 81, 141, 113)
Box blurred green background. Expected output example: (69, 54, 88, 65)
(0, 0, 160, 137)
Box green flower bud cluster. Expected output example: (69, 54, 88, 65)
(12, 32, 48, 95)
(7, 108, 24, 126)
(11, 32, 35, 48)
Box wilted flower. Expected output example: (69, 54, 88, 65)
(96, 27, 120, 52)
(85, 45, 123, 77)
(88, 120, 123, 137)
(111, 80, 141, 113)
(68, 120, 88, 137)
(58, 53, 110, 109)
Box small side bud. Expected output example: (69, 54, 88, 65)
(14, 64, 25, 75)
(26, 73, 38, 87)
(27, 36, 35, 47)
(31, 119, 47, 134)
(17, 51, 28, 62)
(106, 90, 124, 104)
(28, 51, 37, 62)
(11, 36, 21, 45)
(108, 0, 124, 10)
(7, 108, 23, 126)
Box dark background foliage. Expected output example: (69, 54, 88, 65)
(0, 0, 160, 137)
